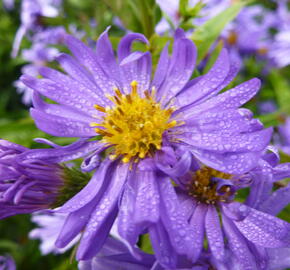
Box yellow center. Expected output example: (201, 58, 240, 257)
(187, 167, 233, 204)
(90, 81, 177, 163)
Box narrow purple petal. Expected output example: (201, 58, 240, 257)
(259, 185, 290, 215)
(176, 49, 230, 107)
(179, 128, 272, 153)
(96, 27, 121, 85)
(149, 223, 177, 269)
(117, 33, 148, 62)
(189, 204, 207, 262)
(64, 34, 117, 95)
(59, 159, 113, 213)
(77, 206, 118, 260)
(157, 37, 196, 104)
(205, 205, 225, 261)
(151, 43, 170, 90)
(158, 177, 195, 258)
(76, 163, 129, 259)
(222, 214, 257, 270)
(227, 203, 290, 248)
(134, 168, 160, 224)
(30, 108, 95, 137)
(184, 78, 261, 115)
(192, 149, 264, 174)
(119, 51, 151, 92)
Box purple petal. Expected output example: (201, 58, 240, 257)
(259, 184, 290, 215)
(226, 203, 290, 248)
(157, 37, 196, 104)
(205, 206, 225, 261)
(117, 33, 148, 62)
(176, 49, 230, 108)
(119, 51, 151, 92)
(155, 150, 191, 177)
(56, 53, 107, 99)
(179, 128, 272, 153)
(134, 166, 160, 224)
(222, 214, 257, 270)
(182, 108, 263, 134)
(189, 204, 207, 262)
(118, 173, 139, 246)
(76, 163, 129, 259)
(30, 108, 95, 137)
(96, 27, 121, 85)
(183, 78, 261, 115)
(59, 159, 114, 213)
(64, 34, 117, 95)
(151, 43, 170, 90)
(17, 139, 100, 164)
(192, 149, 264, 174)
(32, 92, 97, 123)
(158, 177, 195, 258)
(77, 206, 118, 260)
(149, 223, 177, 269)
(56, 199, 97, 248)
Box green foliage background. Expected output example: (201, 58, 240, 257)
(1, 0, 290, 268)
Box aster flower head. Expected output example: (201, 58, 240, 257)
(0, 139, 67, 218)
(166, 147, 290, 270)
(21, 28, 271, 264)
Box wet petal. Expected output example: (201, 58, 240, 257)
(205, 205, 225, 261)
(176, 49, 230, 107)
(189, 204, 207, 262)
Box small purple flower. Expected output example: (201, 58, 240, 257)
(0, 139, 64, 218)
(223, 5, 278, 56)
(12, 0, 62, 57)
(20, 28, 271, 264)
(163, 147, 290, 269)
(0, 255, 16, 270)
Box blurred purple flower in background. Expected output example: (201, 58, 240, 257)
(30, 211, 80, 255)
(0, 255, 16, 270)
(12, 0, 62, 57)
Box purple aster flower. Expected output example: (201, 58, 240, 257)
(0, 255, 16, 270)
(160, 146, 290, 269)
(20, 28, 271, 264)
(223, 5, 278, 56)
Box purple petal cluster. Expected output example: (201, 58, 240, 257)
(0, 139, 64, 218)
(18, 27, 273, 266)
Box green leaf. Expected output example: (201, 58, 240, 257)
(269, 69, 290, 114)
(191, 1, 246, 64)
(202, 39, 224, 73)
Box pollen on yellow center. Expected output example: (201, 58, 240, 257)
(188, 167, 233, 204)
(90, 81, 177, 163)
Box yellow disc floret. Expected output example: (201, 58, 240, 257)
(90, 81, 177, 163)
(187, 167, 233, 204)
